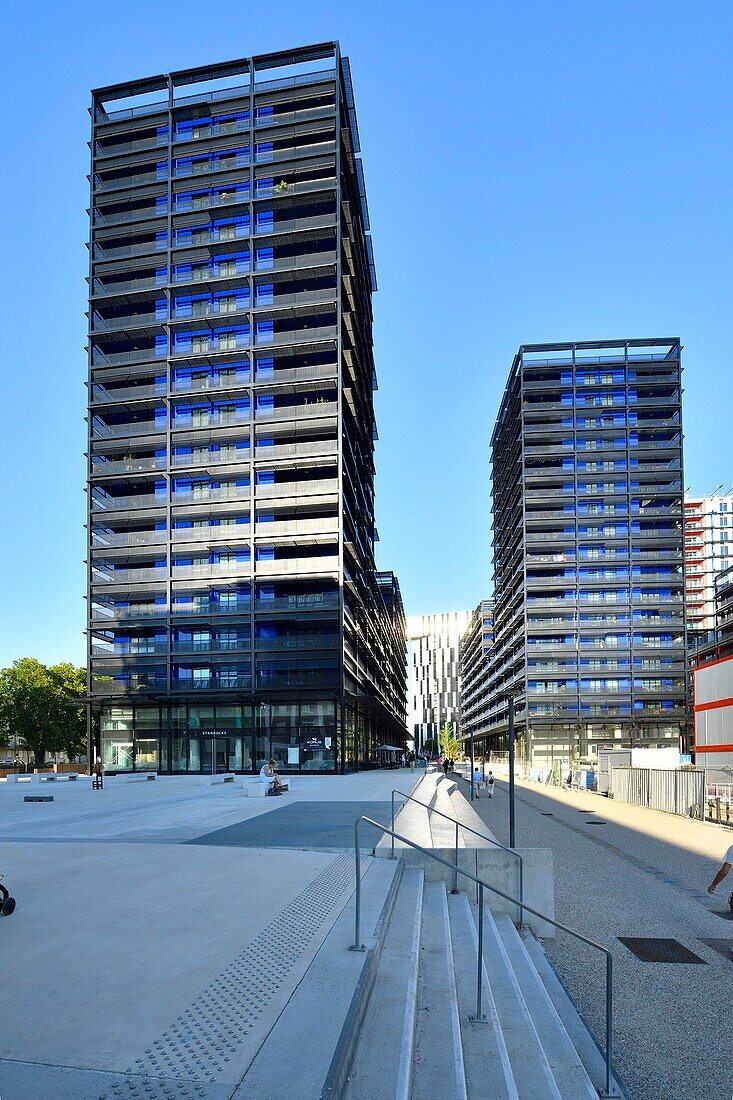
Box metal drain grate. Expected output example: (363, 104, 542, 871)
(618, 937, 707, 963)
(540, 812, 554, 816)
(586, 821, 607, 825)
(699, 938, 733, 960)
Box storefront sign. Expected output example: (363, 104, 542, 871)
(303, 736, 326, 751)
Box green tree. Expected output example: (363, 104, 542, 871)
(439, 722, 462, 761)
(0, 659, 87, 769)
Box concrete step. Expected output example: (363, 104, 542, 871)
(467, 901, 563, 1100)
(344, 867, 425, 1100)
(412, 881, 467, 1100)
(446, 892, 517, 1100)
(494, 915, 598, 1100)
(522, 932, 625, 1098)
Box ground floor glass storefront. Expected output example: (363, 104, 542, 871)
(99, 697, 406, 775)
(100, 700, 341, 774)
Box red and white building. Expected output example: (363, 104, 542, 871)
(693, 653, 733, 769)
(684, 492, 733, 638)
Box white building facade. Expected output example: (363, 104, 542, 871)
(407, 610, 471, 750)
(684, 492, 733, 639)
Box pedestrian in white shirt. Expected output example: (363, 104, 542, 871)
(708, 843, 733, 915)
(472, 765, 482, 799)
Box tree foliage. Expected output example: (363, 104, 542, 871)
(439, 722, 462, 761)
(0, 659, 87, 768)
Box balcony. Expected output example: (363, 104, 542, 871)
(92, 347, 166, 368)
(172, 155, 251, 180)
(94, 205, 168, 229)
(254, 593, 340, 612)
(170, 325, 338, 358)
(172, 525, 251, 544)
(254, 517, 338, 538)
(254, 555, 338, 576)
(92, 312, 163, 334)
(171, 189, 250, 216)
(95, 167, 168, 192)
(171, 674, 252, 691)
(171, 448, 251, 470)
(253, 104, 336, 131)
(170, 639, 251, 654)
(92, 274, 166, 297)
(91, 675, 167, 695)
(251, 209, 337, 236)
(93, 238, 167, 263)
(253, 439, 337, 461)
(171, 410, 250, 431)
(91, 455, 167, 476)
(91, 603, 168, 621)
(172, 561, 252, 581)
(255, 635, 339, 650)
(91, 492, 166, 513)
(252, 139, 337, 166)
(254, 478, 338, 500)
(91, 529, 167, 549)
(172, 484, 251, 505)
(92, 565, 166, 585)
(255, 400, 338, 423)
(95, 134, 169, 160)
(91, 382, 167, 404)
(172, 600, 252, 617)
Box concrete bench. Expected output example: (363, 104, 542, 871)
(243, 780, 269, 797)
(39, 773, 79, 782)
(199, 773, 236, 786)
(5, 774, 33, 783)
(123, 772, 157, 782)
(243, 778, 290, 797)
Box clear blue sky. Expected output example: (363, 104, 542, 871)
(1, 0, 731, 667)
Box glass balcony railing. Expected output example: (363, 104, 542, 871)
(91, 455, 167, 476)
(96, 167, 169, 192)
(254, 556, 338, 576)
(91, 492, 166, 512)
(173, 155, 251, 179)
(172, 525, 251, 543)
(91, 530, 167, 549)
(171, 674, 252, 690)
(171, 447, 251, 469)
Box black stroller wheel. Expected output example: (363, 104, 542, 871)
(2, 897, 16, 916)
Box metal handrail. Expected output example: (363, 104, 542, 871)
(351, 816, 619, 1099)
(390, 788, 523, 927)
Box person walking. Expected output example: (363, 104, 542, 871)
(472, 764, 482, 799)
(485, 769, 495, 798)
(442, 757, 450, 777)
(707, 842, 733, 914)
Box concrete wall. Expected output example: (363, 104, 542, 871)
(394, 844, 555, 937)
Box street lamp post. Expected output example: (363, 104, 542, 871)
(469, 729, 475, 800)
(508, 694, 516, 848)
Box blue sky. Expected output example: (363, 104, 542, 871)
(1, 0, 731, 666)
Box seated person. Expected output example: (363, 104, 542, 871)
(259, 758, 287, 793)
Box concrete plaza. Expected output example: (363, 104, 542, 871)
(0, 770, 421, 1100)
(460, 772, 733, 1100)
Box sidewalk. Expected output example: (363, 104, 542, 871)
(0, 770, 419, 1099)
(459, 774, 733, 1100)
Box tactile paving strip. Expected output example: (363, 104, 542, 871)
(100, 852, 355, 1100)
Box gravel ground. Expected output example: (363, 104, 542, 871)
(460, 776, 733, 1100)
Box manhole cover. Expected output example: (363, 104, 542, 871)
(618, 938, 706, 963)
(699, 938, 733, 960)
